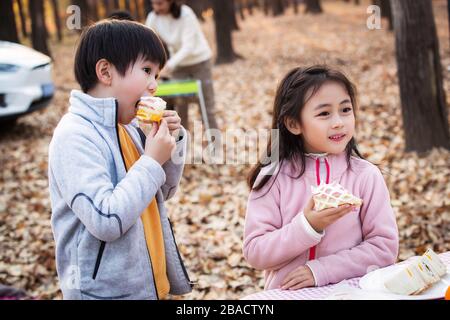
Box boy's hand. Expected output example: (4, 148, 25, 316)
(304, 197, 355, 233)
(163, 110, 181, 137)
(281, 265, 315, 290)
(144, 119, 176, 165)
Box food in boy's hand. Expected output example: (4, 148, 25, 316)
(136, 96, 167, 124)
(311, 181, 362, 211)
(136, 96, 167, 135)
(384, 249, 447, 295)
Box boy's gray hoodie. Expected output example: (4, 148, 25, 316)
(48, 90, 193, 300)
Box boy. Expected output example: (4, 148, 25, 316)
(48, 20, 192, 300)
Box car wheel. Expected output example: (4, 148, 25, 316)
(0, 117, 18, 131)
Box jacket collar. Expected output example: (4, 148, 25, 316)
(68, 90, 118, 128)
(280, 152, 349, 181)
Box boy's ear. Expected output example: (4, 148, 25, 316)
(95, 59, 113, 86)
(284, 117, 302, 135)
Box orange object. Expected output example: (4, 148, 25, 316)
(136, 107, 163, 123)
(445, 286, 450, 300)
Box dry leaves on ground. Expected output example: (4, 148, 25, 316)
(0, 0, 449, 299)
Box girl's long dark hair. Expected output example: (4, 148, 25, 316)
(247, 65, 365, 191)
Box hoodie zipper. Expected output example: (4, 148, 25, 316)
(92, 100, 160, 299)
(308, 157, 330, 261)
(114, 100, 159, 299)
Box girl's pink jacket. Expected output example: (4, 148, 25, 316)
(243, 152, 399, 290)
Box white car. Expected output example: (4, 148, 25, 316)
(0, 41, 54, 123)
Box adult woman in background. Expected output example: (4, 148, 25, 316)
(146, 0, 219, 131)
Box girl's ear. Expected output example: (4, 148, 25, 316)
(95, 59, 113, 86)
(284, 117, 302, 135)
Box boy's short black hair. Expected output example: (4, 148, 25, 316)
(74, 20, 167, 92)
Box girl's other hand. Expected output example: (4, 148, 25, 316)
(281, 265, 315, 290)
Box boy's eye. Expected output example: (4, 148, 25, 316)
(143, 68, 151, 75)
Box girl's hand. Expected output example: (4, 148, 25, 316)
(304, 197, 355, 233)
(163, 110, 181, 137)
(281, 265, 315, 290)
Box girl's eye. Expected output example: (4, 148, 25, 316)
(317, 112, 329, 117)
(343, 107, 353, 113)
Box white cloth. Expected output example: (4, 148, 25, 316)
(145, 5, 212, 70)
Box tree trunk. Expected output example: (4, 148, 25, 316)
(263, 0, 270, 16)
(133, 0, 142, 21)
(187, 0, 205, 22)
(124, 0, 131, 12)
(305, 0, 323, 14)
(238, 0, 245, 20)
(374, 0, 393, 30)
(391, 0, 449, 152)
(103, 0, 114, 15)
(0, 0, 20, 43)
(212, 0, 240, 64)
(247, 0, 254, 15)
(17, 0, 28, 38)
(51, 0, 63, 41)
(29, 0, 51, 56)
(271, 0, 284, 16)
(230, 0, 240, 30)
(72, 0, 89, 28)
(87, 0, 99, 23)
(448, 0, 450, 43)
(144, 0, 153, 16)
(293, 0, 299, 14)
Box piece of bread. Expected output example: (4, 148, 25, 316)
(311, 181, 363, 211)
(383, 249, 447, 296)
(136, 96, 166, 124)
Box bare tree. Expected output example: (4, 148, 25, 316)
(271, 0, 284, 16)
(447, 0, 450, 43)
(391, 0, 449, 152)
(230, 0, 240, 30)
(0, 0, 19, 43)
(144, 0, 153, 16)
(51, 0, 63, 41)
(212, 0, 242, 64)
(133, 0, 142, 20)
(374, 0, 393, 30)
(305, 0, 323, 14)
(17, 0, 28, 38)
(103, 0, 114, 15)
(186, 0, 206, 21)
(29, 0, 51, 56)
(263, 0, 270, 16)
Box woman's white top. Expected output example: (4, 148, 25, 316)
(145, 5, 212, 70)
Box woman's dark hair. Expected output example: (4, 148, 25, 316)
(74, 19, 167, 92)
(247, 65, 365, 191)
(168, 0, 182, 19)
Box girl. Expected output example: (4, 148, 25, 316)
(243, 65, 399, 291)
